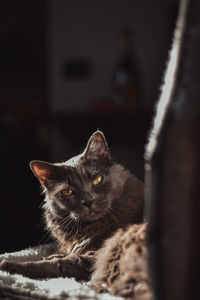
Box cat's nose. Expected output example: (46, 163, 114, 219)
(81, 199, 92, 208)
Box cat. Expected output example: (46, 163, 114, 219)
(0, 131, 145, 290)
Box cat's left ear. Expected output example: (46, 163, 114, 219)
(29, 160, 58, 186)
(84, 131, 111, 161)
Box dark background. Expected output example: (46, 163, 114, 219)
(0, 0, 178, 253)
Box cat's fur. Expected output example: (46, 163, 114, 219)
(92, 223, 151, 299)
(0, 131, 146, 296)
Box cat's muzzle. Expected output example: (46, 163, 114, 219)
(80, 199, 92, 209)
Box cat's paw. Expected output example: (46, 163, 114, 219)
(44, 253, 66, 260)
(0, 259, 24, 275)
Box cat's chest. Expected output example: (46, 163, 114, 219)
(60, 235, 91, 255)
(67, 237, 91, 254)
(59, 220, 113, 254)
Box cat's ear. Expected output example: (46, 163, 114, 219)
(29, 160, 58, 185)
(84, 131, 111, 161)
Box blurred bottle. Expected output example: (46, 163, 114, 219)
(113, 29, 141, 113)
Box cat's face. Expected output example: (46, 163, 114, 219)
(30, 131, 114, 222)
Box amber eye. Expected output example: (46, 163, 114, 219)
(62, 189, 73, 196)
(93, 175, 103, 186)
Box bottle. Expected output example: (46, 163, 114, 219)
(113, 29, 141, 113)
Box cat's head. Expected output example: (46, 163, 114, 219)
(30, 131, 118, 223)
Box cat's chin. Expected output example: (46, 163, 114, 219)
(72, 208, 107, 223)
(83, 209, 108, 223)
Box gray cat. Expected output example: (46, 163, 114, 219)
(0, 131, 144, 288)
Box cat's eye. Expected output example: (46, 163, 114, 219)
(93, 175, 103, 186)
(62, 189, 73, 196)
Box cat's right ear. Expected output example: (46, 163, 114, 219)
(29, 160, 57, 186)
(84, 131, 111, 162)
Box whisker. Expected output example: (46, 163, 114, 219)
(73, 219, 78, 235)
(59, 215, 72, 226)
(69, 218, 77, 236)
(76, 219, 80, 234)
(39, 200, 45, 209)
(39, 229, 53, 244)
(78, 219, 81, 234)
(64, 218, 74, 230)
(76, 220, 79, 234)
(64, 217, 75, 233)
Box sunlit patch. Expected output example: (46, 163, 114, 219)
(145, 0, 188, 162)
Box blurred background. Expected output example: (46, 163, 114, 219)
(0, 0, 178, 253)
